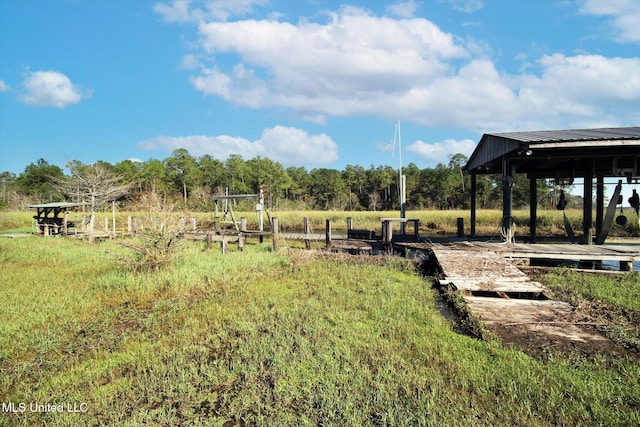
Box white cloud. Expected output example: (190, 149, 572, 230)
(160, 3, 640, 132)
(137, 125, 338, 167)
(441, 0, 484, 14)
(406, 138, 476, 165)
(153, 0, 193, 22)
(18, 70, 90, 108)
(0, 80, 9, 92)
(512, 54, 640, 128)
(386, 1, 419, 18)
(260, 125, 338, 165)
(154, 0, 268, 23)
(189, 6, 468, 116)
(579, 0, 640, 42)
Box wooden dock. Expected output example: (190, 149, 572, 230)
(397, 241, 634, 346)
(463, 241, 640, 264)
(428, 244, 548, 294)
(398, 241, 640, 271)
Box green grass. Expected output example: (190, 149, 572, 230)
(537, 269, 640, 352)
(1, 237, 639, 425)
(541, 270, 640, 312)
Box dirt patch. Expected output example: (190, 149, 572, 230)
(482, 304, 637, 360)
(459, 286, 640, 362)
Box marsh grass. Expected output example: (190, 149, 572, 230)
(6, 208, 636, 238)
(1, 237, 639, 425)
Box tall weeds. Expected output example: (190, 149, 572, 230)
(117, 192, 182, 273)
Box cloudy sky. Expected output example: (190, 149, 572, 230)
(1, 0, 639, 175)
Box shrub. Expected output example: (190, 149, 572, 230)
(117, 192, 183, 273)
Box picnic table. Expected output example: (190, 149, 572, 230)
(28, 202, 86, 235)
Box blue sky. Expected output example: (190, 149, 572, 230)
(1, 0, 639, 177)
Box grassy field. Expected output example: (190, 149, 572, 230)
(1, 236, 639, 426)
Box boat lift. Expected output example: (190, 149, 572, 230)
(212, 187, 265, 232)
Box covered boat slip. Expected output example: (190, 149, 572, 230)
(464, 126, 640, 245)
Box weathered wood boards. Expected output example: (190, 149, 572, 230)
(398, 241, 640, 266)
(431, 245, 547, 294)
(423, 241, 620, 347)
(464, 297, 609, 344)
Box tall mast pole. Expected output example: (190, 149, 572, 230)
(397, 119, 406, 225)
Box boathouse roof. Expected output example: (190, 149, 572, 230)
(465, 126, 640, 179)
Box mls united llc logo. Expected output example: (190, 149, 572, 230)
(2, 402, 88, 413)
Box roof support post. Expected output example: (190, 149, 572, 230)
(501, 156, 515, 243)
(596, 175, 604, 241)
(470, 171, 477, 238)
(529, 177, 537, 243)
(583, 160, 594, 245)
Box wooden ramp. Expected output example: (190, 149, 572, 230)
(426, 243, 611, 347)
(431, 245, 547, 294)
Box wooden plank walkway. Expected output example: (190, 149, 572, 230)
(471, 242, 640, 263)
(430, 244, 547, 294)
(463, 297, 609, 344)
(398, 241, 640, 267)
(400, 241, 622, 347)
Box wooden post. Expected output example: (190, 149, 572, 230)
(104, 217, 109, 233)
(206, 232, 213, 249)
(304, 217, 311, 250)
(325, 219, 332, 249)
(381, 221, 387, 244)
(132, 216, 138, 235)
(470, 171, 477, 238)
(63, 211, 69, 236)
(44, 223, 49, 236)
(383, 220, 393, 244)
(347, 217, 353, 232)
(179, 217, 186, 233)
(221, 237, 228, 254)
(190, 217, 197, 232)
(456, 218, 464, 238)
(529, 177, 537, 243)
(596, 175, 604, 241)
(239, 217, 247, 251)
(584, 160, 594, 245)
(112, 201, 116, 239)
(272, 217, 279, 251)
(128, 216, 132, 234)
(501, 157, 514, 243)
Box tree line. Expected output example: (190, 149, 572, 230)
(0, 148, 568, 212)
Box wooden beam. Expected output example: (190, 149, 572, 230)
(596, 175, 604, 240)
(529, 177, 537, 243)
(501, 157, 514, 242)
(470, 172, 477, 238)
(583, 160, 594, 245)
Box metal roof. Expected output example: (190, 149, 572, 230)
(465, 126, 640, 174)
(28, 202, 88, 209)
(486, 126, 640, 143)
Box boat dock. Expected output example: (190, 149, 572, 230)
(397, 241, 640, 271)
(396, 241, 639, 347)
